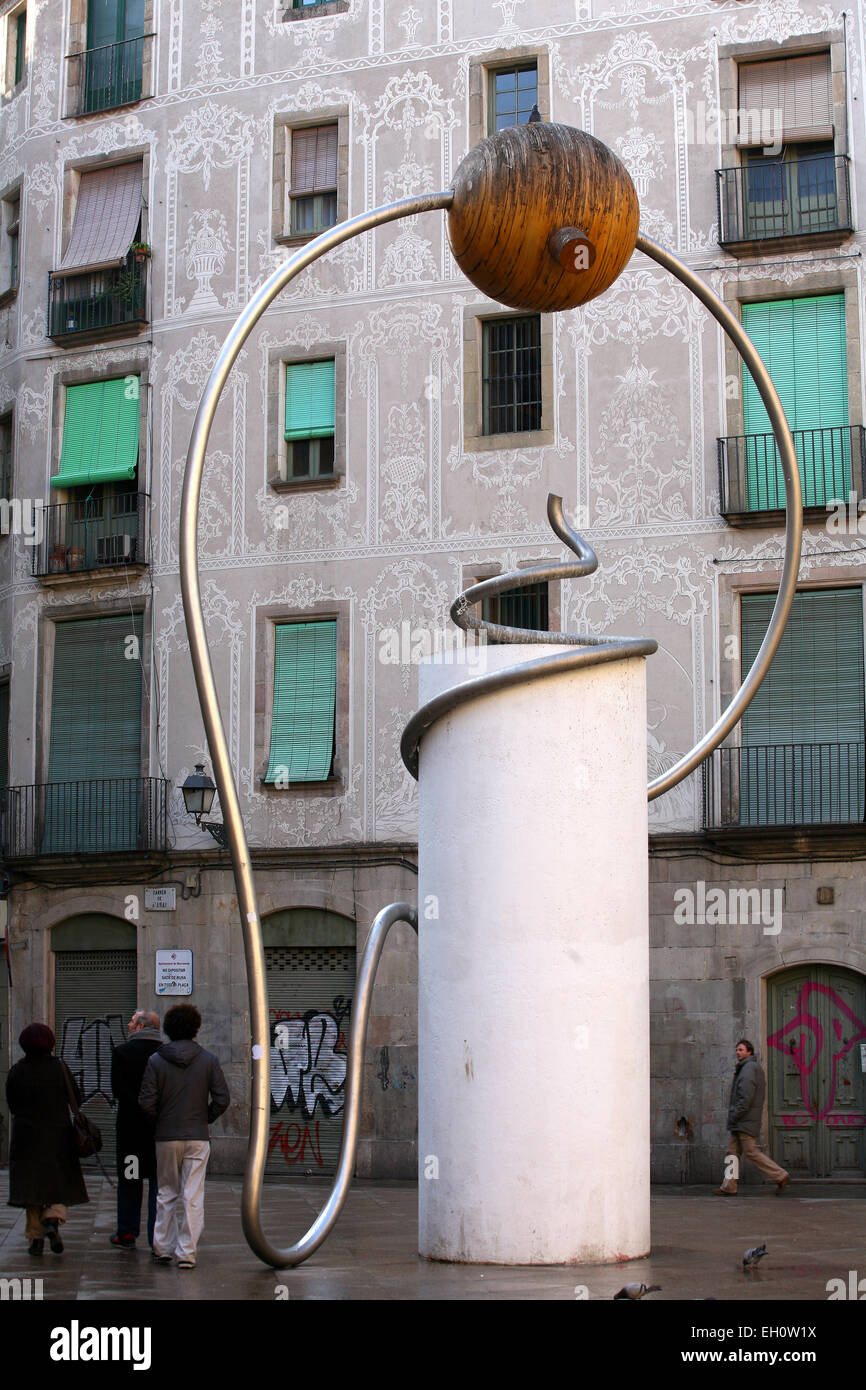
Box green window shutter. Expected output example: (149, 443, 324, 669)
(740, 589, 864, 823)
(48, 615, 143, 781)
(285, 361, 335, 441)
(742, 295, 848, 507)
(14, 10, 25, 84)
(52, 378, 140, 489)
(266, 621, 336, 783)
(0, 680, 8, 788)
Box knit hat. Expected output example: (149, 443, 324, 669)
(19, 1022, 55, 1056)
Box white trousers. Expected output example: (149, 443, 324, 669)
(153, 1140, 210, 1263)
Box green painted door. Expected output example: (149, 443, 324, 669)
(742, 294, 849, 509)
(767, 965, 866, 1178)
(85, 0, 145, 111)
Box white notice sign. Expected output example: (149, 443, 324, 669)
(155, 949, 193, 996)
(145, 887, 177, 912)
(861, 1042, 866, 1074)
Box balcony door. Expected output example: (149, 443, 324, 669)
(44, 614, 143, 854)
(742, 294, 849, 509)
(740, 588, 865, 826)
(85, 0, 145, 111)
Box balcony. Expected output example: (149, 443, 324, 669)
(718, 425, 866, 525)
(32, 493, 149, 580)
(48, 250, 147, 344)
(703, 743, 865, 831)
(717, 155, 853, 255)
(65, 34, 153, 116)
(0, 777, 170, 860)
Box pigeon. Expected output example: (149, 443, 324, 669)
(743, 1244, 768, 1271)
(528, 104, 543, 123)
(613, 1282, 662, 1300)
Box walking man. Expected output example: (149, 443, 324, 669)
(110, 1010, 162, 1250)
(138, 1004, 229, 1268)
(715, 1038, 789, 1196)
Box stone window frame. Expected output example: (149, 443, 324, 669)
(461, 561, 561, 638)
(34, 596, 153, 785)
(280, 0, 349, 20)
(468, 46, 550, 148)
(717, 565, 866, 751)
(717, 31, 848, 175)
(2, 1, 26, 99)
(253, 601, 351, 799)
(462, 304, 554, 453)
(64, 0, 155, 117)
(266, 339, 346, 494)
(272, 108, 349, 247)
(0, 176, 21, 308)
(0, 405, 12, 509)
(721, 264, 861, 449)
(49, 354, 151, 499)
(59, 149, 149, 273)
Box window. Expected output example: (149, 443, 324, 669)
(265, 621, 337, 785)
(284, 360, 335, 480)
(0, 678, 8, 789)
(53, 378, 140, 491)
(0, 413, 11, 503)
(740, 294, 849, 509)
(482, 316, 541, 435)
(282, 0, 349, 15)
(0, 189, 20, 299)
(489, 63, 537, 133)
(288, 125, 337, 237)
(51, 162, 145, 339)
(3, 4, 25, 93)
(482, 583, 548, 643)
(739, 588, 865, 825)
(82, 0, 146, 112)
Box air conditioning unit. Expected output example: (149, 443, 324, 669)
(97, 533, 136, 565)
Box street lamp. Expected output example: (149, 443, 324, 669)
(180, 764, 228, 848)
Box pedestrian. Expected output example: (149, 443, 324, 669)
(138, 1003, 229, 1269)
(5, 1022, 89, 1255)
(714, 1038, 789, 1196)
(109, 1009, 163, 1251)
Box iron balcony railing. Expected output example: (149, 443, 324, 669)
(717, 154, 853, 247)
(703, 743, 866, 830)
(718, 425, 866, 519)
(65, 34, 153, 116)
(0, 777, 170, 859)
(48, 250, 147, 339)
(32, 492, 148, 578)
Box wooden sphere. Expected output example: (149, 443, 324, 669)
(447, 123, 639, 312)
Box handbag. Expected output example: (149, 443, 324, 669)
(60, 1060, 103, 1157)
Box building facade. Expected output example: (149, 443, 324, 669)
(0, 0, 865, 1187)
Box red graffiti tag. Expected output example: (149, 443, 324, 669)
(767, 983, 866, 1121)
(268, 1120, 323, 1167)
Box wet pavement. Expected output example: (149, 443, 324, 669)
(1, 1170, 863, 1302)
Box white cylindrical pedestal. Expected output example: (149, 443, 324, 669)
(417, 646, 649, 1264)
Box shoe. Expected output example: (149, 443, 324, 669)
(43, 1219, 63, 1253)
(713, 1188, 735, 1196)
(775, 1175, 789, 1196)
(110, 1233, 136, 1250)
(152, 1252, 172, 1264)
(177, 1259, 195, 1269)
(28, 1239, 44, 1256)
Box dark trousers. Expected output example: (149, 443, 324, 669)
(117, 1172, 158, 1245)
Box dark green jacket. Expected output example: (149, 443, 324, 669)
(727, 1055, 765, 1137)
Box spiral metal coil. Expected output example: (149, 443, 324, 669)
(400, 493, 658, 779)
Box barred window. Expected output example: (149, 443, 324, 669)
(482, 316, 542, 435)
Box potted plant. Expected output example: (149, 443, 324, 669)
(130, 241, 151, 263)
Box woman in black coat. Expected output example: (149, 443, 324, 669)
(5, 1022, 88, 1255)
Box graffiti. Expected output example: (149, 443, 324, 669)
(782, 1113, 865, 1127)
(58, 1015, 126, 1108)
(267, 1120, 323, 1168)
(269, 1011, 347, 1119)
(377, 1046, 390, 1091)
(768, 983, 866, 1121)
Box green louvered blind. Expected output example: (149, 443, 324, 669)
(52, 378, 140, 489)
(266, 621, 336, 783)
(285, 361, 335, 441)
(740, 588, 865, 824)
(742, 295, 849, 508)
(0, 681, 8, 787)
(46, 615, 143, 852)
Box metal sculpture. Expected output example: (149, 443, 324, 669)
(180, 124, 802, 1268)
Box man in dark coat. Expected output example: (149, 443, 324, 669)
(139, 1004, 229, 1269)
(715, 1038, 789, 1195)
(110, 1009, 162, 1250)
(5, 1022, 88, 1255)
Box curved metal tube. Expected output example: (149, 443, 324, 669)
(179, 194, 451, 1269)
(401, 234, 803, 794)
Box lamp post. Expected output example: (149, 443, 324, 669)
(180, 764, 228, 848)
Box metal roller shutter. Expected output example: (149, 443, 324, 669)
(54, 949, 137, 1162)
(266, 945, 355, 1177)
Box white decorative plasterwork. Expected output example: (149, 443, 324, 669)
(30, 54, 57, 124)
(241, 0, 255, 76)
(595, 353, 691, 527)
(197, 0, 224, 84)
(26, 163, 55, 217)
(181, 209, 230, 314)
(166, 102, 259, 189)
